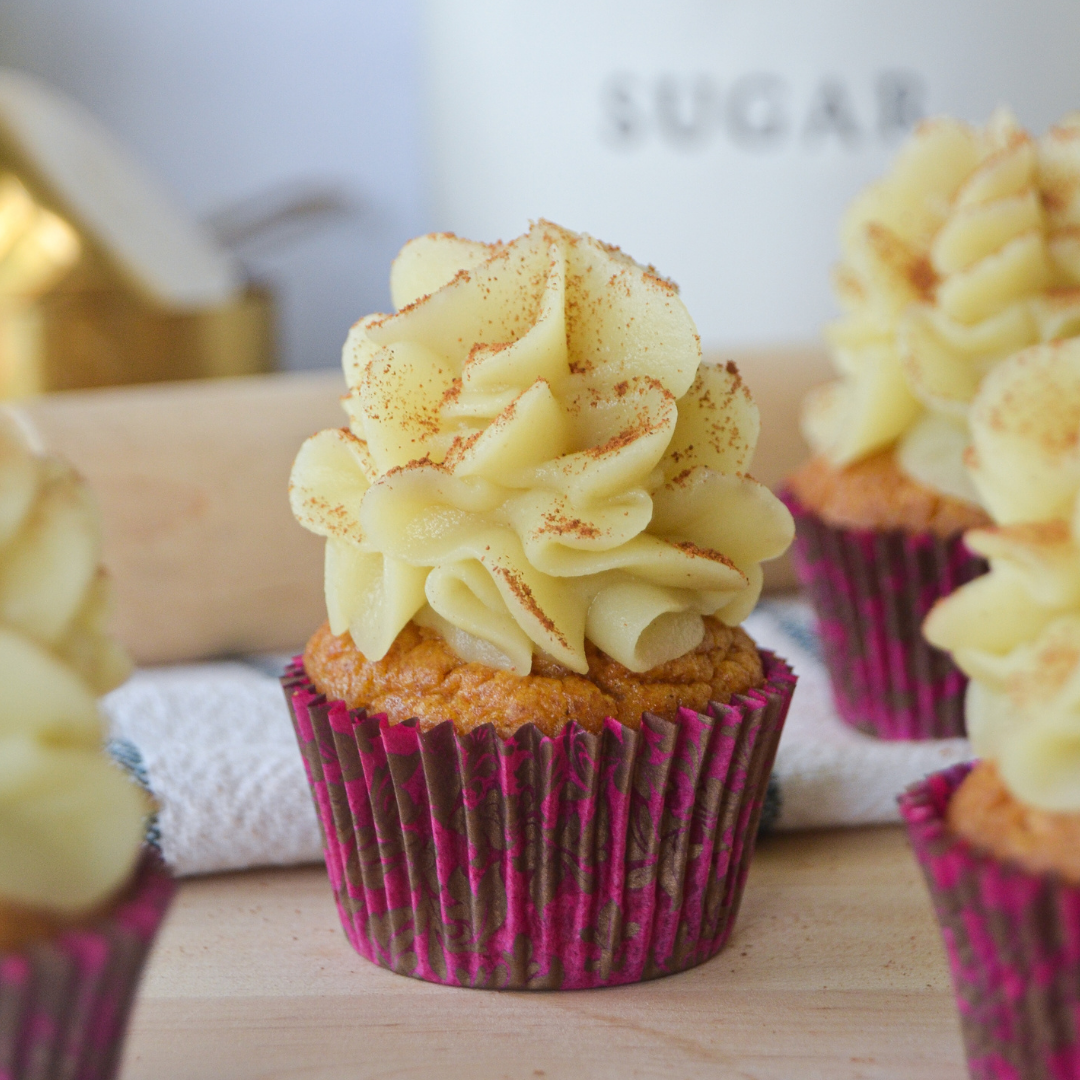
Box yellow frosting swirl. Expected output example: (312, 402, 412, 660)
(924, 340, 1080, 812)
(804, 110, 1080, 507)
(0, 413, 147, 916)
(291, 222, 793, 676)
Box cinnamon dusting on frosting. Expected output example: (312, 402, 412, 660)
(290, 221, 793, 676)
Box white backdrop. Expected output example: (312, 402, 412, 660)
(5, 1, 1080, 368)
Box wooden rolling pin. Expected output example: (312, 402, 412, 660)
(20, 346, 831, 665)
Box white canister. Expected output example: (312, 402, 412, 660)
(422, 0, 1080, 349)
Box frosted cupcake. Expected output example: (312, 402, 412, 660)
(0, 415, 171, 1080)
(786, 109, 1080, 739)
(903, 339, 1080, 1077)
(283, 221, 797, 989)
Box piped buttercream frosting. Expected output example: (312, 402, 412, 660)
(925, 339, 1080, 812)
(0, 413, 146, 916)
(804, 110, 1080, 508)
(291, 222, 793, 676)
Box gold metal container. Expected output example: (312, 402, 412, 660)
(4, 271, 275, 396)
(0, 83, 274, 398)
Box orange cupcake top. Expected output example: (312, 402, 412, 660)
(304, 615, 763, 738)
(947, 761, 1080, 884)
(787, 451, 989, 537)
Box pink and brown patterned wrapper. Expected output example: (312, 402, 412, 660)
(781, 489, 987, 740)
(0, 853, 175, 1080)
(281, 650, 795, 990)
(901, 764, 1080, 1080)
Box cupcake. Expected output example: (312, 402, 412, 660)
(283, 221, 797, 989)
(0, 415, 172, 1079)
(786, 109, 1080, 740)
(904, 339, 1080, 1077)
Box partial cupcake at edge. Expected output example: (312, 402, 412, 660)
(0, 414, 172, 1080)
(282, 220, 797, 989)
(784, 109, 1080, 740)
(901, 339, 1080, 1078)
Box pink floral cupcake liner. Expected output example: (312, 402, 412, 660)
(901, 764, 1080, 1080)
(782, 490, 986, 740)
(0, 853, 174, 1080)
(282, 650, 796, 990)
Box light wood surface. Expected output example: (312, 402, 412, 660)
(118, 826, 966, 1080)
(15, 348, 831, 666)
(20, 371, 343, 664)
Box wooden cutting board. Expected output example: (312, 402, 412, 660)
(117, 826, 966, 1080)
(19, 346, 832, 664)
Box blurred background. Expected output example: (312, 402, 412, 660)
(2, 0, 1080, 389)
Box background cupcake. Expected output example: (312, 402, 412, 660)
(0, 414, 171, 1080)
(786, 109, 1080, 740)
(905, 338, 1080, 1077)
(283, 221, 796, 989)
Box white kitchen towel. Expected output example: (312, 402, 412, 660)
(104, 658, 321, 879)
(102, 596, 974, 877)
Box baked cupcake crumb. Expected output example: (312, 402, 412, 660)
(947, 760, 1080, 884)
(303, 616, 764, 738)
(0, 901, 65, 952)
(787, 451, 991, 537)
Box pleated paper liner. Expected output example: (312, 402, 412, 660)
(282, 650, 795, 990)
(0, 853, 175, 1080)
(781, 489, 987, 740)
(901, 764, 1080, 1080)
